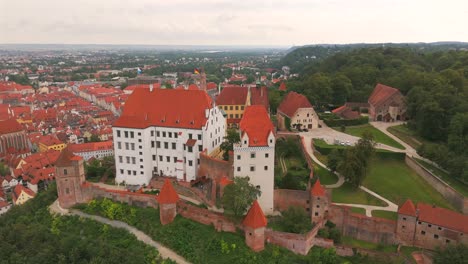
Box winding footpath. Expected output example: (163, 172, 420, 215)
(300, 134, 398, 217)
(49, 200, 191, 264)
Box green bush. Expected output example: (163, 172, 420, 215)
(323, 116, 369, 127)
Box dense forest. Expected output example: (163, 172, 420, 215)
(285, 47, 468, 182)
(0, 186, 171, 264)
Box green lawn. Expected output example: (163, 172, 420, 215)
(387, 124, 427, 149)
(312, 161, 338, 185)
(350, 207, 366, 215)
(337, 124, 405, 150)
(332, 182, 387, 206)
(415, 158, 468, 197)
(364, 158, 456, 210)
(372, 210, 398, 221)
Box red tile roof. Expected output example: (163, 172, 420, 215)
(398, 199, 416, 217)
(250, 86, 269, 110)
(311, 179, 325, 196)
(219, 176, 233, 187)
(55, 147, 83, 167)
(0, 119, 23, 134)
(69, 141, 113, 153)
(0, 200, 9, 208)
(216, 86, 248, 105)
(278, 92, 313, 118)
(368, 83, 401, 107)
(114, 89, 213, 129)
(206, 82, 217, 91)
(332, 105, 360, 120)
(13, 184, 36, 200)
(185, 139, 197, 147)
(279, 82, 287, 91)
(239, 106, 274, 147)
(416, 203, 468, 233)
(243, 200, 267, 229)
(157, 179, 180, 204)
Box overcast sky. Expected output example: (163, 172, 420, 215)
(1, 0, 467, 46)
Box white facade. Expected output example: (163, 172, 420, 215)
(291, 108, 319, 130)
(73, 148, 114, 161)
(113, 106, 225, 185)
(233, 131, 275, 215)
(0, 203, 11, 215)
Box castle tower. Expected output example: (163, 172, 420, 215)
(157, 179, 180, 225)
(55, 147, 86, 208)
(310, 179, 328, 224)
(243, 200, 267, 252)
(199, 68, 207, 91)
(396, 199, 417, 246)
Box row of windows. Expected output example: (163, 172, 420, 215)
(116, 130, 142, 138)
(119, 169, 143, 176)
(151, 155, 199, 166)
(236, 165, 268, 172)
(237, 152, 269, 160)
(221, 105, 245, 111)
(228, 114, 243, 119)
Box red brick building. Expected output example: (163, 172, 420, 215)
(368, 83, 406, 122)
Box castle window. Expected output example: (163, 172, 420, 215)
(139, 152, 142, 155)
(264, 166, 268, 170)
(250, 152, 256, 158)
(403, 217, 406, 221)
(418, 221, 421, 225)
(151, 131, 154, 137)
(235, 106, 239, 110)
(163, 132, 166, 137)
(172, 143, 176, 150)
(438, 227, 442, 231)
(237, 167, 241, 172)
(124, 131, 128, 138)
(189, 133, 192, 139)
(166, 156, 170, 162)
(265, 153, 269, 158)
(138, 139, 141, 143)
(138, 132, 141, 136)
(237, 155, 241, 160)
(198, 145, 202, 152)
(446, 240, 450, 244)
(198, 134, 201, 140)
(152, 155, 156, 161)
(117, 130, 121, 137)
(316, 205, 320, 208)
(188, 146, 193, 153)
(306, 200, 310, 204)
(119, 156, 123, 163)
(402, 225, 406, 229)
(428, 224, 432, 228)
(120, 169, 123, 174)
(117, 142, 121, 149)
(159, 156, 163, 161)
(189, 160, 193, 166)
(157, 131, 160, 137)
(250, 166, 255, 172)
(157, 141, 161, 148)
(421, 231, 426, 235)
(130, 132, 134, 138)
(173, 157, 177, 163)
(131, 143, 135, 150)
(175, 133, 178, 139)
(65, 188, 69, 194)
(63, 169, 67, 175)
(125, 142, 129, 150)
(315, 212, 318, 216)
(133, 171, 136, 175)
(434, 234, 439, 239)
(132, 157, 136, 164)
(139, 145, 142, 149)
(168, 132, 172, 138)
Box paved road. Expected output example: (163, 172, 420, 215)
(49, 200, 191, 264)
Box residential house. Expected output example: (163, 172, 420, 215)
(277, 92, 319, 131)
(216, 86, 249, 128)
(12, 184, 36, 205)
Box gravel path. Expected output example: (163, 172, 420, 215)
(49, 200, 191, 264)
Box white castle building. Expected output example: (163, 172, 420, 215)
(113, 87, 226, 185)
(233, 105, 275, 214)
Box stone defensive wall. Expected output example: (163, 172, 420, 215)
(177, 200, 237, 233)
(328, 205, 396, 245)
(274, 189, 309, 211)
(405, 156, 468, 214)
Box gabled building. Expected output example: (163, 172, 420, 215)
(368, 83, 406, 122)
(12, 184, 36, 205)
(216, 86, 249, 128)
(69, 141, 114, 161)
(234, 105, 275, 214)
(38, 134, 67, 152)
(277, 92, 319, 131)
(0, 119, 30, 159)
(113, 88, 226, 185)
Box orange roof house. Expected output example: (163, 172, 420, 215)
(239, 105, 274, 147)
(114, 89, 213, 129)
(277, 92, 319, 131)
(368, 83, 406, 122)
(250, 86, 269, 111)
(12, 184, 36, 205)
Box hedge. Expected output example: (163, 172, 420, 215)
(323, 116, 369, 127)
(313, 139, 405, 160)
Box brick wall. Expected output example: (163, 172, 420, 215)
(177, 201, 237, 233)
(264, 219, 325, 255)
(81, 183, 159, 208)
(329, 205, 396, 245)
(274, 189, 309, 211)
(405, 156, 468, 214)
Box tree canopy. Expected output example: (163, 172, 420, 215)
(222, 177, 261, 217)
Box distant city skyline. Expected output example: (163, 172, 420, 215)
(1, 0, 467, 46)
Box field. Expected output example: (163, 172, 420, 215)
(364, 158, 455, 210)
(372, 210, 398, 221)
(331, 182, 387, 206)
(336, 124, 405, 149)
(312, 160, 338, 185)
(350, 207, 366, 215)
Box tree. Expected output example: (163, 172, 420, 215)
(89, 134, 101, 142)
(222, 177, 261, 217)
(219, 129, 240, 161)
(448, 113, 468, 155)
(434, 244, 467, 264)
(337, 131, 375, 188)
(327, 149, 342, 172)
(281, 206, 312, 234)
